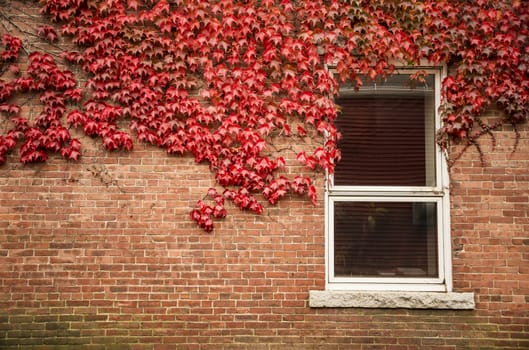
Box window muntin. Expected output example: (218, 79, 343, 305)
(327, 68, 450, 292)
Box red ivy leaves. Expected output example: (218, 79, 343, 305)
(0, 47, 81, 163)
(190, 188, 228, 232)
(1, 0, 528, 231)
(37, 26, 59, 43)
(420, 1, 529, 138)
(0, 34, 22, 62)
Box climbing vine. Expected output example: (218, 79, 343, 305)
(0, 0, 528, 231)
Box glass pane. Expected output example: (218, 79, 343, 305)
(334, 74, 436, 187)
(333, 201, 438, 278)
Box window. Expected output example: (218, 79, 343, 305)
(326, 68, 452, 292)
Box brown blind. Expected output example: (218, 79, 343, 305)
(334, 95, 427, 186)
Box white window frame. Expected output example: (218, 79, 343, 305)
(325, 66, 452, 292)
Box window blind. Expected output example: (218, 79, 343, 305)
(333, 95, 427, 186)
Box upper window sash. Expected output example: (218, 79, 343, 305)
(329, 67, 447, 193)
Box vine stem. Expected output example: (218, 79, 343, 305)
(448, 120, 506, 168)
(0, 8, 64, 59)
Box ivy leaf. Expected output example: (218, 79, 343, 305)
(37, 25, 59, 43)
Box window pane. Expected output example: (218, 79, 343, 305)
(333, 201, 438, 278)
(334, 74, 436, 187)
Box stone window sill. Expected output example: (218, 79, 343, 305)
(309, 290, 475, 309)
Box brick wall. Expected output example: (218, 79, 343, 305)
(2, 123, 529, 350)
(1, 2, 529, 349)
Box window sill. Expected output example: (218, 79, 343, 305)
(309, 290, 475, 310)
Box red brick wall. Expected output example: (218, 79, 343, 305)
(1, 2, 529, 350)
(2, 112, 529, 350)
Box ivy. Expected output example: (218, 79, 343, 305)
(0, 0, 528, 231)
